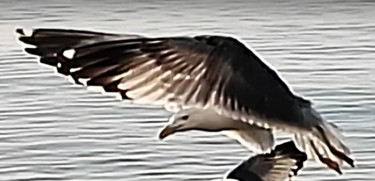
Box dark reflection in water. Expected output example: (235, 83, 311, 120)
(0, 0, 374, 180)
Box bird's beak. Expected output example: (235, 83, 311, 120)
(159, 125, 178, 140)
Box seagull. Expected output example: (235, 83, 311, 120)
(221, 141, 307, 181)
(16, 28, 354, 173)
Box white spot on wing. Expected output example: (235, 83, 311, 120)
(70, 67, 82, 73)
(63, 49, 76, 59)
(23, 28, 33, 36)
(255, 121, 263, 128)
(263, 122, 270, 129)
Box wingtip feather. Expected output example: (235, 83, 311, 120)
(15, 28, 25, 36)
(24, 48, 42, 56)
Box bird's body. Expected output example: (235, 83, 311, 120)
(160, 108, 275, 153)
(16, 28, 354, 174)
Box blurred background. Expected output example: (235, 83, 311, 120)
(0, 0, 374, 180)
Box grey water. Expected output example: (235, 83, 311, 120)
(0, 0, 374, 180)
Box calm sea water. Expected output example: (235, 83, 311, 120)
(1, 0, 374, 180)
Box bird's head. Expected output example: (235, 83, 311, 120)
(158, 108, 226, 140)
(158, 108, 200, 140)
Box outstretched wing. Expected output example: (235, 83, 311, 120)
(225, 141, 307, 181)
(17, 28, 309, 127)
(16, 28, 142, 67)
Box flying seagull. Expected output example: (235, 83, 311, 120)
(221, 141, 307, 181)
(16, 28, 354, 173)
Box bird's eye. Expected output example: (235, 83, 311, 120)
(181, 115, 189, 120)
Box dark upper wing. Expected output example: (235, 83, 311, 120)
(16, 28, 142, 66)
(16, 28, 310, 125)
(226, 141, 307, 181)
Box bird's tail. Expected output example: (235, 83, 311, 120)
(294, 108, 354, 174)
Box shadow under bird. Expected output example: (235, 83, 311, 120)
(220, 141, 307, 181)
(16, 28, 354, 175)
